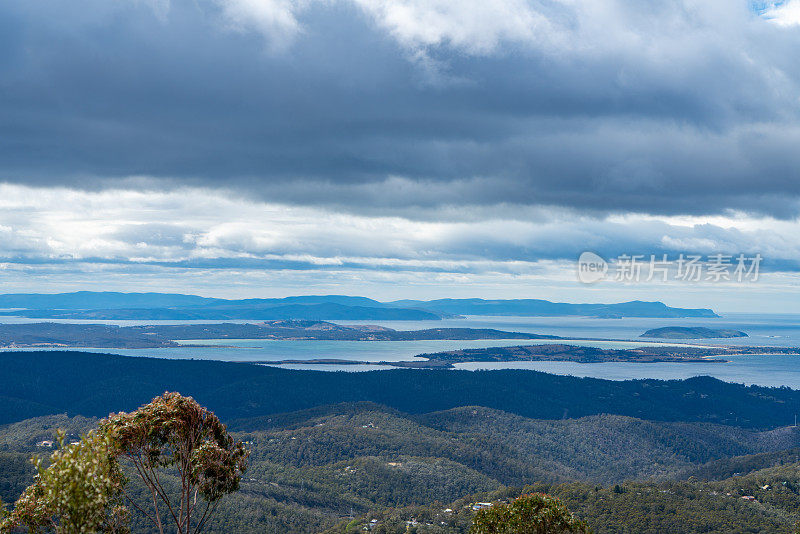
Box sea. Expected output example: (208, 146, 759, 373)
(2, 313, 800, 388)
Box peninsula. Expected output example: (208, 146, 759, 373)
(0, 320, 559, 349)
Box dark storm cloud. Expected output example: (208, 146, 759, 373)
(1, 0, 800, 217)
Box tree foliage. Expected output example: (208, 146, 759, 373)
(0, 430, 128, 534)
(100, 392, 249, 534)
(470, 493, 590, 534)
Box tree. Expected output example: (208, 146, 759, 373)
(101, 392, 249, 534)
(0, 430, 129, 534)
(470, 493, 590, 534)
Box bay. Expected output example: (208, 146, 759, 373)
(1, 312, 799, 387)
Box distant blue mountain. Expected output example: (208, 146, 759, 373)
(0, 292, 719, 320)
(0, 293, 439, 320)
(232, 295, 384, 307)
(388, 298, 719, 318)
(0, 292, 381, 310)
(0, 291, 218, 309)
(3, 303, 440, 321)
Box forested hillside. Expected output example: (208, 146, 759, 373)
(325, 471, 800, 534)
(4, 403, 800, 533)
(2, 351, 800, 429)
(5, 352, 800, 532)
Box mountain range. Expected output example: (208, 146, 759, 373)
(0, 292, 719, 320)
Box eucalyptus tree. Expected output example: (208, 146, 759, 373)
(1, 392, 248, 534)
(101, 392, 249, 534)
(471, 493, 590, 534)
(0, 430, 128, 534)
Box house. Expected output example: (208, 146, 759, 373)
(36, 440, 54, 448)
(472, 502, 493, 511)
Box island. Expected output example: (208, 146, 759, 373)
(641, 327, 748, 339)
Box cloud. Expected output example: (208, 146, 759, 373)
(348, 0, 557, 55)
(0, 184, 798, 272)
(216, 0, 303, 50)
(1, 0, 800, 220)
(210, 0, 561, 55)
(762, 0, 800, 26)
(0, 183, 795, 310)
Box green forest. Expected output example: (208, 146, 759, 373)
(4, 396, 800, 532)
(2, 351, 799, 428)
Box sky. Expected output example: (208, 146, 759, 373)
(1, 0, 800, 312)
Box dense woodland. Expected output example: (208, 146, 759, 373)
(5, 352, 800, 532)
(3, 351, 800, 429)
(4, 398, 800, 533)
(324, 470, 800, 534)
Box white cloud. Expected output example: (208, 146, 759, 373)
(207, 0, 548, 59)
(349, 0, 556, 55)
(0, 183, 799, 268)
(762, 0, 800, 26)
(208, 0, 774, 62)
(210, 0, 560, 54)
(0, 183, 796, 309)
(216, 0, 303, 49)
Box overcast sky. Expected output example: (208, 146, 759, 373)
(1, 0, 799, 311)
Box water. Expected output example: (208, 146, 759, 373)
(454, 354, 800, 389)
(1, 313, 800, 387)
(4, 338, 653, 363)
(331, 313, 800, 348)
